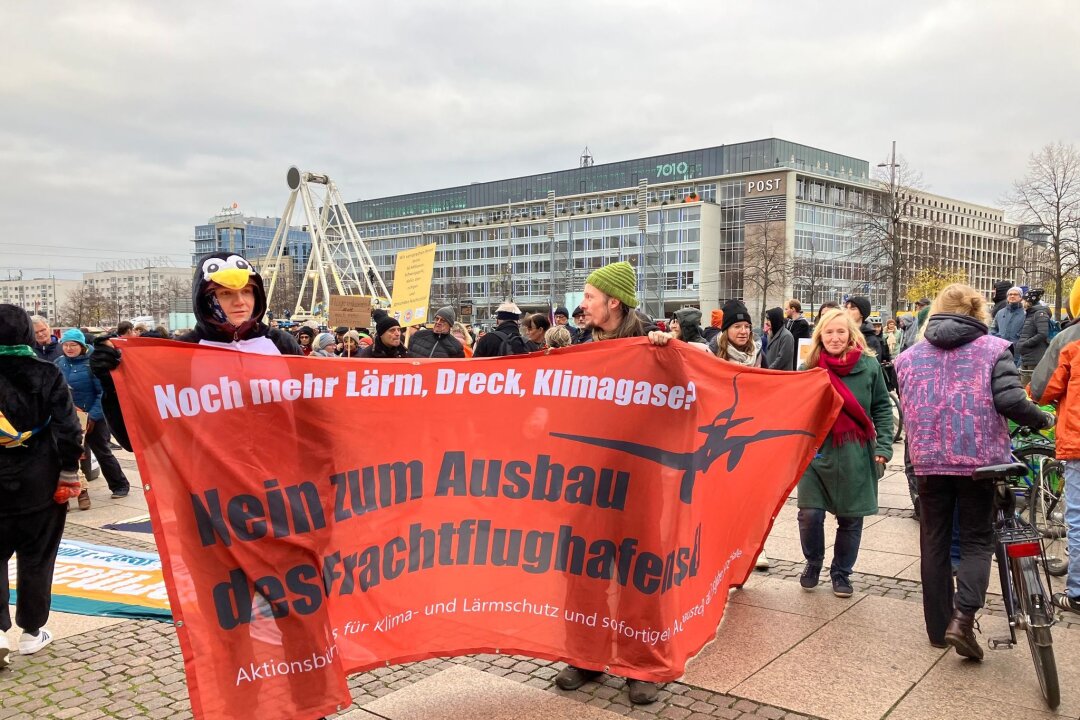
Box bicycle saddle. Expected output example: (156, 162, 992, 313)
(972, 462, 1029, 481)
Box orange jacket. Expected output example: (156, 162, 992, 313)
(1030, 323, 1080, 459)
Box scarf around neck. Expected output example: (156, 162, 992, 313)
(0, 345, 35, 358)
(819, 347, 876, 447)
(724, 340, 761, 367)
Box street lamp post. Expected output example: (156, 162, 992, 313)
(877, 141, 900, 315)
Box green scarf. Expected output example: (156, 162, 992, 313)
(0, 345, 35, 358)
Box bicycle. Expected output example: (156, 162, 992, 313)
(1011, 426, 1069, 576)
(973, 459, 1060, 710)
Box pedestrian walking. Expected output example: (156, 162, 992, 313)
(55, 329, 130, 505)
(896, 284, 1054, 656)
(797, 308, 893, 598)
(0, 305, 84, 667)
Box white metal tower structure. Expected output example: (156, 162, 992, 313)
(263, 166, 389, 318)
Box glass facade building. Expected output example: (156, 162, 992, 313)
(338, 138, 1019, 323)
(193, 209, 310, 275)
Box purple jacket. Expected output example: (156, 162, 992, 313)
(895, 317, 1014, 476)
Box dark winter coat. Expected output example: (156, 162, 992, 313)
(764, 308, 794, 370)
(990, 280, 1013, 321)
(1017, 304, 1051, 367)
(473, 321, 525, 357)
(358, 339, 409, 359)
(861, 322, 891, 364)
(797, 353, 893, 516)
(786, 316, 811, 345)
(56, 349, 104, 421)
(33, 338, 62, 363)
(408, 329, 465, 359)
(0, 305, 83, 517)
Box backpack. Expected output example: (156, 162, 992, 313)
(1048, 314, 1061, 340)
(490, 329, 529, 356)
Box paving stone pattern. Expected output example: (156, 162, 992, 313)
(2, 509, 1075, 719)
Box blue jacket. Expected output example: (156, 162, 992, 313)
(991, 302, 1025, 345)
(56, 349, 104, 421)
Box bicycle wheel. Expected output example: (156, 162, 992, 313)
(1017, 447, 1069, 576)
(1015, 556, 1060, 709)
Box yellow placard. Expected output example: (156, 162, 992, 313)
(389, 243, 437, 327)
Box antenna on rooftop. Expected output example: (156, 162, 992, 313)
(580, 146, 594, 168)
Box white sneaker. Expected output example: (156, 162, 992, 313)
(754, 553, 771, 570)
(0, 633, 9, 668)
(19, 628, 53, 655)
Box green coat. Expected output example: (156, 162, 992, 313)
(798, 354, 894, 517)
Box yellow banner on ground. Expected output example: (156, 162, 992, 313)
(389, 243, 437, 327)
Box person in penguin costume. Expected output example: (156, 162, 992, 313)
(90, 252, 301, 450)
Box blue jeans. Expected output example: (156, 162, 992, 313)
(1064, 462, 1080, 599)
(797, 508, 864, 582)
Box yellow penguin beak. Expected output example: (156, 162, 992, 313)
(210, 268, 253, 290)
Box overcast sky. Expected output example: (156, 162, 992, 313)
(3, 0, 1078, 279)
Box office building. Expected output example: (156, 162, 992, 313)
(0, 277, 80, 323)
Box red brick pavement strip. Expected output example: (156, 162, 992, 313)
(9, 509, 1077, 719)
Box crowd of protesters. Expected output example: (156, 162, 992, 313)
(2, 249, 1077, 707)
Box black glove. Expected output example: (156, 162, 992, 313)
(89, 343, 121, 377)
(1042, 411, 1056, 429)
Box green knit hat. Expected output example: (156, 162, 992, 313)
(586, 261, 639, 308)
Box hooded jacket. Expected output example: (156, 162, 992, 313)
(0, 305, 83, 516)
(990, 280, 1013, 321)
(764, 307, 794, 370)
(1017, 303, 1051, 367)
(673, 307, 708, 346)
(895, 313, 1049, 475)
(860, 321, 890, 364)
(92, 252, 301, 450)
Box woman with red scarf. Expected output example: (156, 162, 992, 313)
(797, 308, 893, 598)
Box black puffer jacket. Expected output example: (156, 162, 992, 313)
(408, 329, 464, 359)
(921, 313, 1048, 428)
(0, 305, 83, 517)
(1017, 304, 1050, 367)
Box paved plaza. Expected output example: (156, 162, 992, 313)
(2, 446, 1078, 720)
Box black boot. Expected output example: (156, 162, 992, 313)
(944, 609, 983, 660)
(555, 665, 601, 690)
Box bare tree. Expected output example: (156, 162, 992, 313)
(791, 237, 824, 311)
(59, 285, 110, 327)
(846, 151, 933, 318)
(1006, 142, 1080, 319)
(742, 218, 790, 325)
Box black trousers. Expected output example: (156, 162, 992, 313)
(918, 474, 995, 643)
(81, 418, 129, 494)
(0, 503, 67, 634)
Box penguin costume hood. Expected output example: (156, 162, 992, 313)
(175, 252, 301, 356)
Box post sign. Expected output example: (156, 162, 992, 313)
(328, 296, 372, 329)
(389, 243, 437, 327)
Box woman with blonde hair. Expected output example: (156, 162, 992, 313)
(797, 308, 893, 598)
(896, 284, 1052, 656)
(544, 325, 572, 349)
(451, 322, 474, 358)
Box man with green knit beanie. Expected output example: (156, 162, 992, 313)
(555, 261, 662, 704)
(579, 261, 645, 340)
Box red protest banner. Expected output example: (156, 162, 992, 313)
(112, 337, 841, 720)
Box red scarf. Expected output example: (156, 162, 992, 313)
(819, 347, 876, 447)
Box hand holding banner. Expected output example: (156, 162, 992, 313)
(113, 338, 840, 720)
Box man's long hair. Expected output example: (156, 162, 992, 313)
(593, 301, 645, 341)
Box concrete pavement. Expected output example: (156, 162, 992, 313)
(2, 446, 1078, 720)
